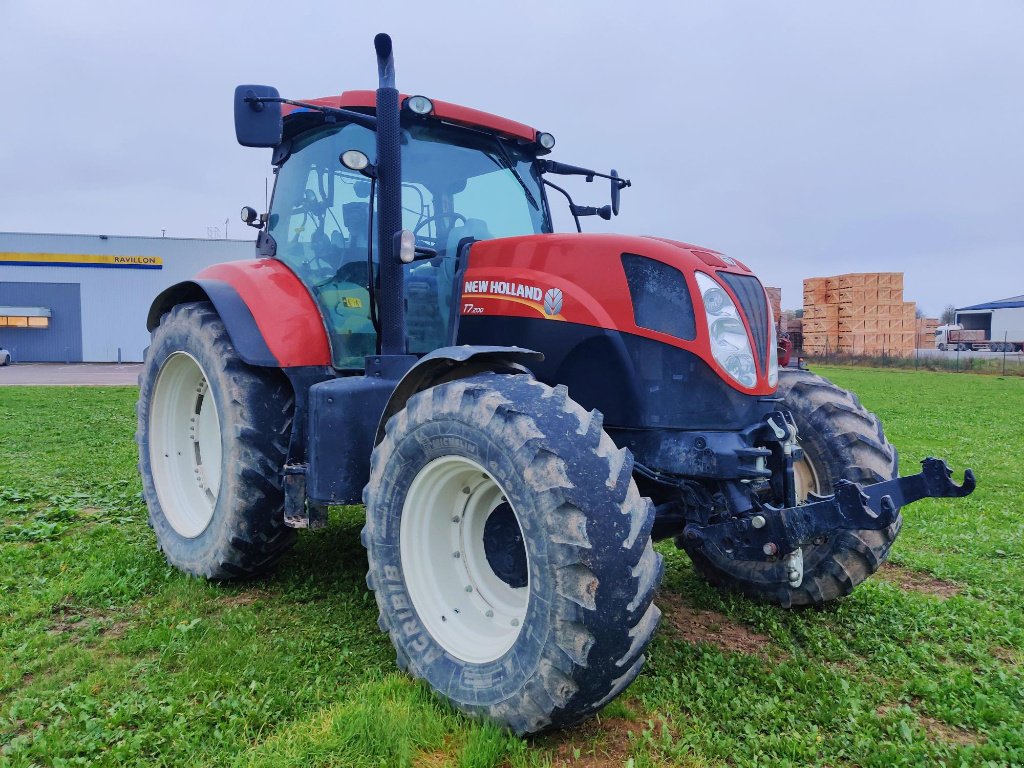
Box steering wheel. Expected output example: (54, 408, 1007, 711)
(413, 213, 467, 248)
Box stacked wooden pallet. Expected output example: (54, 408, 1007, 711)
(765, 287, 782, 326)
(802, 272, 917, 356)
(916, 317, 939, 349)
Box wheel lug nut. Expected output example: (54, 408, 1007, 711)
(452, 515, 460, 523)
(462, 487, 471, 494)
(465, 585, 473, 593)
(511, 618, 519, 627)
(453, 552, 460, 558)
(485, 609, 494, 618)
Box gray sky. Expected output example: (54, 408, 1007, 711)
(1, 1, 1021, 315)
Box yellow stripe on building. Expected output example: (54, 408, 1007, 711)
(0, 252, 163, 268)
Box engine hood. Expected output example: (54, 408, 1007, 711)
(461, 233, 775, 395)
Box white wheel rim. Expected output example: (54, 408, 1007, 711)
(149, 352, 222, 538)
(793, 450, 823, 504)
(400, 456, 529, 664)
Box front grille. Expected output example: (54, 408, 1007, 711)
(719, 272, 769, 375)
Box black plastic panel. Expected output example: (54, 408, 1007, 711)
(719, 272, 769, 374)
(458, 316, 772, 431)
(621, 253, 696, 341)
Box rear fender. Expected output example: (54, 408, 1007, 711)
(374, 345, 544, 445)
(146, 259, 331, 368)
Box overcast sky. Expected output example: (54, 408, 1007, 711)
(1, 1, 1021, 314)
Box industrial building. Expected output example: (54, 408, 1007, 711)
(955, 295, 1024, 346)
(0, 232, 254, 362)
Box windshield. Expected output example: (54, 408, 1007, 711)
(268, 120, 549, 368)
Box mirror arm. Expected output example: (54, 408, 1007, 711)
(542, 178, 582, 233)
(244, 96, 379, 132)
(538, 159, 631, 188)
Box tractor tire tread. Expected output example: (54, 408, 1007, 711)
(686, 368, 899, 606)
(362, 372, 662, 734)
(137, 301, 296, 581)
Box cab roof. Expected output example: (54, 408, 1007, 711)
(282, 90, 539, 143)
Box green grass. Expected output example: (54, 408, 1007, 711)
(1, 368, 1021, 766)
(807, 351, 1024, 376)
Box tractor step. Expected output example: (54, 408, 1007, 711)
(282, 463, 327, 529)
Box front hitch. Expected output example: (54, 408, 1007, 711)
(683, 458, 975, 568)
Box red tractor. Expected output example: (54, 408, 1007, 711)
(137, 35, 974, 734)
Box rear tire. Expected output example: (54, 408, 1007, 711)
(685, 369, 900, 607)
(136, 301, 296, 579)
(363, 373, 662, 734)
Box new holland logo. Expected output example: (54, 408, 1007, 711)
(543, 288, 563, 316)
(461, 278, 566, 321)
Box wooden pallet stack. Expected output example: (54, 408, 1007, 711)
(916, 317, 939, 349)
(765, 287, 782, 326)
(802, 277, 836, 354)
(802, 272, 917, 356)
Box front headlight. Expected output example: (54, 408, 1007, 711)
(696, 271, 757, 388)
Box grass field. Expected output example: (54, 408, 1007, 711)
(1, 366, 1022, 767)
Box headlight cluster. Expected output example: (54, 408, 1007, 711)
(695, 272, 757, 388)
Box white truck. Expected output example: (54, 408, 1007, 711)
(937, 295, 1024, 351)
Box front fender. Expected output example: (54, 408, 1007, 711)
(147, 259, 331, 368)
(374, 345, 544, 445)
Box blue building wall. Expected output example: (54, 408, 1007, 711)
(0, 232, 255, 361)
(0, 282, 82, 362)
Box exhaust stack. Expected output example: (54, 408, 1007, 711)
(373, 33, 405, 357)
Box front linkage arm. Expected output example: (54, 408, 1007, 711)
(684, 458, 975, 564)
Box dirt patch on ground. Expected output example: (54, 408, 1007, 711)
(219, 590, 267, 609)
(877, 563, 961, 598)
(991, 646, 1019, 665)
(413, 739, 456, 768)
(528, 715, 651, 767)
(47, 597, 131, 640)
(877, 704, 983, 747)
(919, 715, 980, 746)
(657, 592, 776, 659)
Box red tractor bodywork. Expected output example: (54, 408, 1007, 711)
(197, 260, 331, 367)
(460, 233, 775, 396)
(283, 90, 540, 143)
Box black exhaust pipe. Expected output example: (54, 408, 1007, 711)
(373, 33, 405, 356)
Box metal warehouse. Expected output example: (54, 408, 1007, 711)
(956, 294, 1024, 348)
(0, 232, 255, 362)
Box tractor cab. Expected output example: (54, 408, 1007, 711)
(258, 93, 552, 368)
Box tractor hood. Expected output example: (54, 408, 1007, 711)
(460, 233, 776, 395)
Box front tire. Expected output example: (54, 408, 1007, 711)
(362, 373, 662, 734)
(686, 369, 900, 607)
(136, 301, 296, 579)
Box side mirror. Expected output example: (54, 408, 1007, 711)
(234, 85, 283, 147)
(610, 169, 621, 216)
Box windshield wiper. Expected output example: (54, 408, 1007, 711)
(492, 138, 539, 210)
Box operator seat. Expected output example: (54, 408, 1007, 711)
(332, 202, 370, 284)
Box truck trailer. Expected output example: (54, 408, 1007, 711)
(937, 295, 1024, 351)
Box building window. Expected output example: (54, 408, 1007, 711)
(0, 306, 51, 328)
